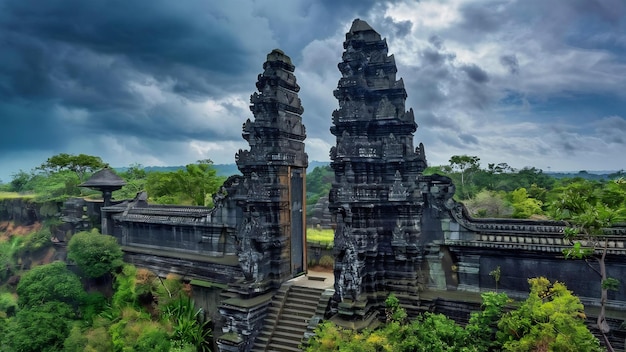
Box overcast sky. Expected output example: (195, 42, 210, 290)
(1, 0, 625, 183)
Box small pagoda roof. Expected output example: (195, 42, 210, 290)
(80, 168, 126, 188)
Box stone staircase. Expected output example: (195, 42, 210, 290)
(251, 285, 325, 352)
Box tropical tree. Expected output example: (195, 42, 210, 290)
(114, 163, 149, 199)
(5, 301, 77, 352)
(497, 277, 602, 351)
(7, 262, 88, 352)
(38, 153, 107, 182)
(175, 159, 224, 206)
(67, 229, 124, 279)
(464, 190, 512, 218)
(448, 155, 481, 198)
(16, 261, 85, 309)
(549, 178, 626, 347)
(508, 187, 543, 219)
(145, 160, 225, 206)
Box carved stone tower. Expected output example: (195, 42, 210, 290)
(234, 48, 308, 294)
(217, 49, 308, 352)
(329, 19, 428, 321)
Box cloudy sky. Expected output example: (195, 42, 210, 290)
(1, 0, 625, 182)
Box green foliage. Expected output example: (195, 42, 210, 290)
(306, 321, 356, 351)
(64, 318, 115, 352)
(18, 227, 52, 254)
(28, 170, 86, 201)
(63, 324, 89, 352)
(306, 166, 333, 212)
(109, 306, 171, 352)
(465, 292, 509, 351)
(307, 228, 334, 247)
(112, 264, 139, 309)
(9, 170, 33, 192)
(318, 255, 334, 269)
(17, 261, 85, 309)
(114, 163, 148, 199)
(602, 277, 620, 291)
(0, 292, 17, 317)
(38, 153, 106, 182)
(384, 293, 407, 323)
(449, 155, 481, 199)
(145, 160, 225, 206)
(497, 277, 602, 352)
(81, 292, 109, 322)
(162, 296, 212, 352)
(310, 282, 598, 352)
(0, 236, 21, 281)
(308, 295, 471, 352)
(5, 301, 76, 352)
(508, 188, 543, 219)
(489, 266, 501, 291)
(68, 229, 124, 278)
(464, 190, 512, 218)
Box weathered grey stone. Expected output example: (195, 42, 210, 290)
(329, 19, 427, 321)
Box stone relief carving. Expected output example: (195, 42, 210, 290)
(389, 170, 408, 201)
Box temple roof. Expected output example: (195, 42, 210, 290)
(266, 48, 292, 65)
(80, 167, 127, 188)
(349, 18, 375, 33)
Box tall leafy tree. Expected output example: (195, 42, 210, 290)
(448, 155, 481, 199)
(38, 153, 107, 182)
(146, 160, 225, 206)
(508, 187, 543, 219)
(68, 229, 124, 279)
(549, 178, 626, 345)
(497, 277, 602, 351)
(6, 301, 76, 352)
(16, 261, 85, 309)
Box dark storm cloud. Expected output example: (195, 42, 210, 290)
(458, 0, 507, 33)
(460, 64, 489, 83)
(0, 0, 280, 158)
(499, 54, 519, 75)
(428, 35, 444, 50)
(0, 0, 258, 100)
(459, 133, 479, 145)
(421, 47, 455, 66)
(406, 36, 497, 118)
(381, 16, 413, 37)
(595, 115, 626, 144)
(0, 103, 68, 150)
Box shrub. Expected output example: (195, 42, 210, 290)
(318, 255, 334, 269)
(19, 228, 52, 254)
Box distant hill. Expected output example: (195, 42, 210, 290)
(546, 170, 624, 180)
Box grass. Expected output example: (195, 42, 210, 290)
(0, 192, 36, 200)
(307, 228, 334, 246)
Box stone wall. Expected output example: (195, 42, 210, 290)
(0, 198, 61, 225)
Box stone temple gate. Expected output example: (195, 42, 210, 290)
(73, 18, 626, 352)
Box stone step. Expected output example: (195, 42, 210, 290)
(282, 303, 317, 314)
(265, 343, 301, 352)
(281, 304, 316, 314)
(267, 336, 302, 350)
(274, 317, 309, 329)
(289, 288, 324, 298)
(290, 286, 324, 293)
(271, 329, 305, 341)
(283, 296, 322, 307)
